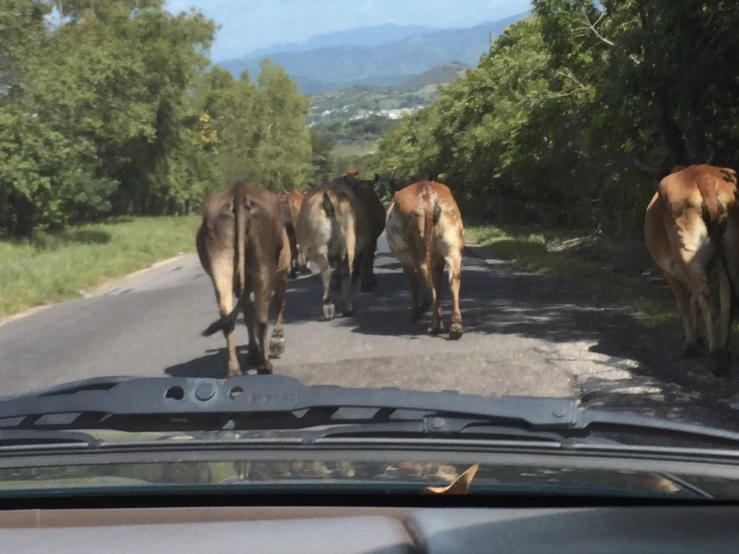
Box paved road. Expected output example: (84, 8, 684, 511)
(2, 234, 738, 429)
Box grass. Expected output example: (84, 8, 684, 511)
(0, 215, 201, 319)
(464, 224, 683, 336)
(330, 140, 377, 157)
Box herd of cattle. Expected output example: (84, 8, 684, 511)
(194, 153, 739, 381)
(195, 167, 465, 377)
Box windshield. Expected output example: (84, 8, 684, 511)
(2, 0, 739, 501)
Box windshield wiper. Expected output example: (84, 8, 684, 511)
(0, 430, 99, 450)
(1, 375, 739, 449)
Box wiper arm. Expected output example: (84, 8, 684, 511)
(1, 375, 739, 448)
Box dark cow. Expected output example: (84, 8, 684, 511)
(196, 182, 291, 376)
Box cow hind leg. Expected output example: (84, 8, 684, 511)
(401, 262, 422, 320)
(242, 295, 260, 367)
(715, 266, 733, 377)
(663, 273, 700, 358)
(367, 237, 379, 290)
(690, 295, 706, 348)
(210, 257, 241, 377)
(341, 254, 355, 317)
(429, 260, 444, 335)
(269, 265, 289, 359)
(690, 277, 726, 376)
(254, 270, 273, 374)
(316, 250, 336, 320)
(447, 251, 463, 340)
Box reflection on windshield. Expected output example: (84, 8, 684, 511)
(0, 459, 710, 499)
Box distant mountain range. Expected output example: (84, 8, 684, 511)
(217, 12, 529, 95)
(243, 23, 442, 59)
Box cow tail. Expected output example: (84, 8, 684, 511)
(699, 178, 739, 310)
(201, 183, 247, 338)
(422, 200, 442, 285)
(321, 192, 336, 219)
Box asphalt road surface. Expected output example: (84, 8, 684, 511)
(2, 234, 739, 429)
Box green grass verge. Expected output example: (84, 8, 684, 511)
(464, 224, 682, 336)
(0, 215, 201, 319)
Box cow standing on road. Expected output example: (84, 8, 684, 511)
(196, 182, 291, 376)
(296, 173, 382, 319)
(385, 180, 465, 339)
(634, 151, 739, 376)
(344, 172, 386, 291)
(277, 188, 311, 279)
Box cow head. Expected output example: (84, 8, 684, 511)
(344, 165, 361, 178)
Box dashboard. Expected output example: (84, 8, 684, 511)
(2, 505, 738, 553)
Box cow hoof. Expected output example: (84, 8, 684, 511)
(269, 336, 285, 357)
(449, 324, 464, 340)
(323, 302, 336, 320)
(257, 362, 273, 375)
(683, 343, 701, 358)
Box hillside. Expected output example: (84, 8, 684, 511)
(309, 61, 469, 165)
(218, 12, 528, 94)
(308, 61, 469, 124)
(395, 61, 469, 93)
(244, 23, 441, 59)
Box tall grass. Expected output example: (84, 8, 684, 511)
(0, 216, 201, 318)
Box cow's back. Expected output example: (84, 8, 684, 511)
(298, 181, 368, 258)
(388, 181, 463, 259)
(198, 183, 284, 270)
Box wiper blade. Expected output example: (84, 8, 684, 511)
(1, 375, 739, 448)
(0, 430, 99, 449)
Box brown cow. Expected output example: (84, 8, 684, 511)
(639, 161, 739, 376)
(196, 182, 291, 376)
(277, 188, 311, 278)
(385, 180, 465, 339)
(296, 173, 380, 319)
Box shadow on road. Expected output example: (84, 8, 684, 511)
(165, 346, 274, 379)
(176, 248, 739, 429)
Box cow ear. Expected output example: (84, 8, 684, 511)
(373, 172, 380, 184)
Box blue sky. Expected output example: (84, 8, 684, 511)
(164, 0, 532, 61)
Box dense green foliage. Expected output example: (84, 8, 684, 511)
(1, 0, 312, 237)
(376, 2, 739, 235)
